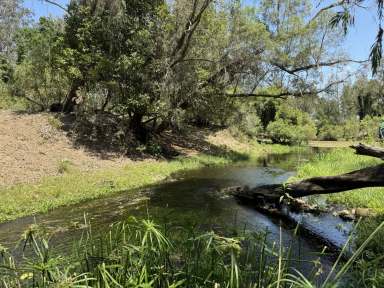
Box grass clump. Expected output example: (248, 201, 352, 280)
(57, 159, 74, 174)
(1, 217, 383, 287)
(290, 148, 384, 213)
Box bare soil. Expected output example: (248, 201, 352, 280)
(0, 110, 133, 187)
(0, 111, 236, 187)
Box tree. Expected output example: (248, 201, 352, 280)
(0, 0, 29, 82)
(326, 0, 384, 73)
(266, 104, 316, 144)
(235, 0, 384, 201)
(10, 17, 68, 110)
(61, 0, 166, 139)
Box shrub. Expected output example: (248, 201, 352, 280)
(360, 116, 382, 141)
(267, 104, 316, 145)
(0, 81, 27, 110)
(318, 124, 344, 141)
(343, 118, 360, 140)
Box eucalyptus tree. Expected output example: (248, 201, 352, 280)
(0, 0, 29, 81)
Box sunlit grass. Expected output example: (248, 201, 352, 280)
(0, 143, 293, 223)
(291, 148, 384, 213)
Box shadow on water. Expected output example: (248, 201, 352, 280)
(0, 148, 352, 277)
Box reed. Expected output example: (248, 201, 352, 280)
(1, 217, 383, 287)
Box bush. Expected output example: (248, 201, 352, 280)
(318, 124, 344, 141)
(229, 104, 264, 138)
(343, 118, 361, 140)
(266, 104, 316, 145)
(0, 81, 27, 110)
(360, 116, 382, 141)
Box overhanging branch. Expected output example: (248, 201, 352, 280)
(225, 79, 345, 99)
(271, 59, 368, 75)
(42, 0, 68, 13)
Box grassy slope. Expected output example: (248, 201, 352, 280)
(0, 140, 292, 223)
(291, 148, 384, 213)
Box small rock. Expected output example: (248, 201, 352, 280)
(338, 210, 355, 221)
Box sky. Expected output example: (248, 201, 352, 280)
(23, 0, 378, 62)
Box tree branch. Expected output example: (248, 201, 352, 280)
(271, 59, 368, 75)
(308, 0, 347, 25)
(42, 0, 68, 13)
(351, 143, 384, 160)
(170, 0, 213, 68)
(226, 79, 345, 99)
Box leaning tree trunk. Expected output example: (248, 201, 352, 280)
(234, 143, 384, 202)
(63, 80, 84, 114)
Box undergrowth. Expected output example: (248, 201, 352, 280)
(290, 148, 384, 213)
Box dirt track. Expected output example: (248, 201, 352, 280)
(0, 110, 132, 187)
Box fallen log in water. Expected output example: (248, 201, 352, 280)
(232, 143, 384, 216)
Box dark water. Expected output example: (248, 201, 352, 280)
(0, 149, 352, 274)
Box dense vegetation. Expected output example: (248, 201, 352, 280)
(2, 0, 384, 146)
(1, 217, 384, 288)
(2, 0, 384, 287)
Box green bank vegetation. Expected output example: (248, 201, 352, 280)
(0, 142, 292, 223)
(291, 148, 384, 213)
(1, 217, 384, 287)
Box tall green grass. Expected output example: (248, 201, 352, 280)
(1, 217, 383, 287)
(290, 148, 384, 213)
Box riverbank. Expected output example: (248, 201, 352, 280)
(291, 147, 384, 214)
(0, 110, 294, 222)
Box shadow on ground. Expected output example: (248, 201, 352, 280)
(57, 113, 249, 162)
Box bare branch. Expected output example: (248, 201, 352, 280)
(170, 0, 213, 68)
(271, 59, 368, 75)
(308, 0, 347, 25)
(226, 79, 345, 99)
(42, 0, 68, 13)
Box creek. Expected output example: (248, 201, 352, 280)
(0, 148, 353, 276)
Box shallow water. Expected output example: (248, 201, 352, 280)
(0, 149, 352, 277)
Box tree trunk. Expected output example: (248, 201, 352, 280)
(63, 80, 83, 114)
(129, 113, 148, 143)
(285, 164, 384, 198)
(234, 143, 384, 202)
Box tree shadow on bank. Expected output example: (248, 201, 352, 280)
(57, 113, 249, 162)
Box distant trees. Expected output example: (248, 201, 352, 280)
(0, 0, 360, 144)
(0, 0, 29, 81)
(266, 104, 316, 144)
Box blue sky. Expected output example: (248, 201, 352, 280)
(24, 0, 377, 61)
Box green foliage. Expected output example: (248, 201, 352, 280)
(57, 159, 73, 174)
(229, 101, 264, 138)
(267, 104, 316, 145)
(11, 17, 69, 111)
(360, 116, 383, 141)
(0, 80, 26, 110)
(318, 124, 344, 141)
(1, 217, 383, 287)
(291, 148, 384, 213)
(62, 0, 165, 133)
